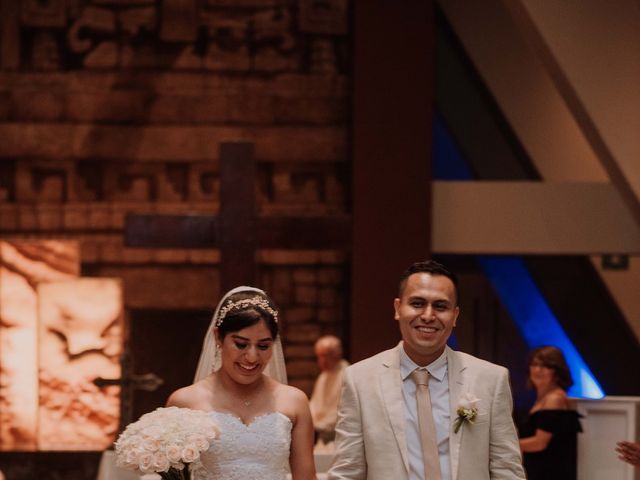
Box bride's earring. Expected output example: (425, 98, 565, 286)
(214, 344, 222, 368)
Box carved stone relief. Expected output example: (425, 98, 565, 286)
(2, 0, 348, 73)
(0, 241, 79, 450)
(37, 279, 123, 450)
(0, 241, 122, 451)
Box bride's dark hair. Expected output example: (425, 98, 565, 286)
(216, 291, 279, 340)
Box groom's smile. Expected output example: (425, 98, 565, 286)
(394, 272, 460, 366)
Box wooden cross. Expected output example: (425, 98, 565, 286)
(125, 141, 350, 292)
(112, 141, 349, 427)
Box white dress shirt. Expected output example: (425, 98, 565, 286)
(400, 347, 451, 480)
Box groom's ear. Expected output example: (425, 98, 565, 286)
(393, 298, 401, 321)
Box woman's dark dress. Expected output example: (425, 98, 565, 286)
(521, 409, 582, 480)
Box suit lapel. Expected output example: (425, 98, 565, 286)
(380, 344, 410, 473)
(447, 347, 465, 480)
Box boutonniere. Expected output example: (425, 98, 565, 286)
(453, 393, 479, 434)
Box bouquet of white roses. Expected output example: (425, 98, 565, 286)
(115, 406, 220, 480)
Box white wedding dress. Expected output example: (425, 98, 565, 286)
(193, 411, 292, 480)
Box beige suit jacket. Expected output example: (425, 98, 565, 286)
(328, 344, 525, 480)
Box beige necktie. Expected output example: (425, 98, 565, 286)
(411, 369, 442, 480)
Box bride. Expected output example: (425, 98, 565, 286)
(167, 286, 316, 480)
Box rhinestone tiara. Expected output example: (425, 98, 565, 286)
(215, 297, 278, 328)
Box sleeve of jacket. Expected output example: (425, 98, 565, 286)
(489, 367, 527, 479)
(327, 366, 367, 480)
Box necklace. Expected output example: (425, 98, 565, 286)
(238, 383, 263, 407)
(216, 372, 263, 408)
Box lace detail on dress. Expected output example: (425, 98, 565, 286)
(193, 411, 292, 480)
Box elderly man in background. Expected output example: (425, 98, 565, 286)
(310, 335, 349, 446)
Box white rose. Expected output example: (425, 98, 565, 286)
(181, 445, 199, 463)
(138, 452, 154, 472)
(152, 452, 171, 472)
(142, 437, 161, 452)
(166, 444, 183, 463)
(124, 449, 140, 466)
(187, 434, 210, 451)
(144, 425, 163, 438)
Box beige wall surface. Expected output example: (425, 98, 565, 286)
(519, 0, 640, 201)
(590, 256, 640, 343)
(431, 181, 640, 254)
(439, 0, 607, 182)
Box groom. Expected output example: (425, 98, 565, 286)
(328, 260, 525, 480)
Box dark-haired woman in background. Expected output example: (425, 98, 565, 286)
(168, 286, 316, 480)
(519, 346, 582, 480)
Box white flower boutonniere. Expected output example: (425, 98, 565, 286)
(453, 393, 479, 434)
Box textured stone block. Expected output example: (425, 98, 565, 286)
(294, 284, 317, 305)
(298, 0, 347, 35)
(0, 206, 18, 230)
(227, 94, 275, 124)
(18, 205, 38, 230)
(292, 268, 316, 284)
(318, 250, 347, 263)
(65, 91, 149, 123)
(160, 0, 197, 42)
(99, 239, 124, 263)
(274, 97, 345, 125)
(317, 267, 342, 285)
(63, 205, 89, 230)
(11, 91, 64, 121)
(258, 249, 322, 264)
(282, 306, 314, 324)
(318, 286, 337, 307)
(285, 359, 318, 378)
(152, 249, 189, 263)
(187, 249, 220, 264)
(288, 379, 314, 396)
(284, 344, 315, 359)
(21, 0, 67, 28)
(80, 239, 100, 263)
(286, 323, 321, 343)
(87, 205, 111, 229)
(36, 207, 62, 233)
(121, 248, 154, 264)
(317, 306, 339, 324)
(268, 268, 292, 305)
(99, 266, 219, 309)
(0, 124, 347, 163)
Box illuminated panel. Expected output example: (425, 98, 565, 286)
(0, 241, 79, 451)
(37, 279, 123, 450)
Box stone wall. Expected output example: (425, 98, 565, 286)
(0, 0, 349, 476)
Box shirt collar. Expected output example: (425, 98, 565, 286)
(399, 345, 448, 382)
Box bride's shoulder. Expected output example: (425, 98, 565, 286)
(166, 377, 214, 409)
(269, 379, 308, 405)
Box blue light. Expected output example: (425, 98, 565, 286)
(433, 112, 474, 180)
(477, 256, 605, 399)
(433, 112, 605, 398)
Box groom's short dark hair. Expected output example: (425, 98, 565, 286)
(398, 260, 459, 302)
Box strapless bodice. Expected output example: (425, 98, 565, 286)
(193, 411, 292, 480)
